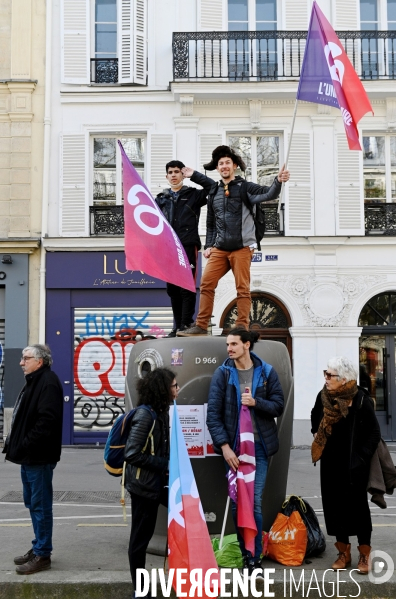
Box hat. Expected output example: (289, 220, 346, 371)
(203, 145, 246, 172)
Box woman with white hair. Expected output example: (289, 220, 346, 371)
(311, 356, 380, 574)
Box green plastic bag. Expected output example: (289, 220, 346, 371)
(211, 534, 244, 568)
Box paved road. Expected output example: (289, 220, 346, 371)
(0, 446, 395, 598)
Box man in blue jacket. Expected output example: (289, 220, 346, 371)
(206, 328, 284, 573)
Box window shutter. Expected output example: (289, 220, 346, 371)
(335, 0, 358, 29)
(118, 0, 147, 85)
(61, 0, 90, 84)
(133, 0, 147, 84)
(285, 132, 313, 236)
(284, 0, 308, 29)
(198, 0, 224, 30)
(149, 134, 174, 196)
(198, 134, 222, 236)
(336, 133, 363, 235)
(60, 135, 87, 236)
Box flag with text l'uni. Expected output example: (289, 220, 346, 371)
(119, 141, 195, 292)
(168, 402, 219, 599)
(297, 1, 373, 150)
(226, 405, 257, 554)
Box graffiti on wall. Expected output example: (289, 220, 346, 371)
(73, 309, 169, 431)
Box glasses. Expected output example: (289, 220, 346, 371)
(323, 370, 339, 380)
(21, 356, 35, 362)
(170, 383, 180, 389)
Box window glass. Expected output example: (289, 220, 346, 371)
(95, 0, 117, 59)
(360, 0, 378, 24)
(388, 0, 396, 23)
(257, 136, 279, 187)
(93, 137, 145, 205)
(256, 0, 276, 22)
(363, 136, 386, 202)
(228, 0, 248, 22)
(229, 136, 252, 179)
(95, 0, 117, 22)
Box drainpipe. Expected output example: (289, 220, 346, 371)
(39, 0, 52, 343)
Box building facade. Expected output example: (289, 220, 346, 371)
(47, 0, 396, 445)
(0, 0, 45, 436)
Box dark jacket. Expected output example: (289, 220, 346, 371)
(155, 171, 214, 249)
(311, 387, 381, 471)
(4, 366, 64, 465)
(205, 175, 282, 251)
(124, 406, 169, 501)
(206, 352, 284, 457)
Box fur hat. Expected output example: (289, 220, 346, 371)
(203, 145, 246, 172)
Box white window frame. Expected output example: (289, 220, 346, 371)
(227, 0, 279, 30)
(90, 134, 146, 206)
(226, 131, 283, 185)
(362, 132, 396, 203)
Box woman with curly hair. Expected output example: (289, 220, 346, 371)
(311, 356, 380, 574)
(124, 367, 178, 596)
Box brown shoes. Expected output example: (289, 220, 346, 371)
(357, 545, 371, 575)
(15, 554, 51, 575)
(14, 548, 34, 565)
(176, 325, 208, 336)
(332, 542, 351, 570)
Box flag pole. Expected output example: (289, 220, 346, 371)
(277, 98, 299, 214)
(219, 496, 230, 550)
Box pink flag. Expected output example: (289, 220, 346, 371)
(297, 1, 373, 150)
(119, 141, 195, 292)
(228, 405, 257, 554)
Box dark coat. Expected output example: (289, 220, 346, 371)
(311, 388, 381, 536)
(206, 352, 284, 457)
(4, 366, 64, 465)
(124, 406, 169, 501)
(204, 175, 282, 251)
(155, 171, 214, 249)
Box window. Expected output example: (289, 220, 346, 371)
(92, 0, 118, 83)
(93, 137, 145, 205)
(360, 0, 396, 77)
(228, 134, 279, 190)
(228, 0, 277, 80)
(363, 135, 396, 202)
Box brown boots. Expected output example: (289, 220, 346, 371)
(332, 542, 351, 569)
(332, 543, 371, 574)
(357, 545, 371, 575)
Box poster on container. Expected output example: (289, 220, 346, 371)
(172, 405, 205, 458)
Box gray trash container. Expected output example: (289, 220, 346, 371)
(125, 337, 293, 555)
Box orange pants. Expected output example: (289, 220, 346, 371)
(196, 246, 254, 330)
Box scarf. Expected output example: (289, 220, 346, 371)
(311, 380, 358, 464)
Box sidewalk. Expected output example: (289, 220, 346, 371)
(0, 446, 395, 599)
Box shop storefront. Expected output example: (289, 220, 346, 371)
(46, 251, 200, 445)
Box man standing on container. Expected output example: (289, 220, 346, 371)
(156, 160, 215, 336)
(3, 344, 63, 574)
(177, 145, 290, 336)
(206, 328, 284, 574)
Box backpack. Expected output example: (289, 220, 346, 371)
(104, 404, 156, 477)
(208, 180, 266, 250)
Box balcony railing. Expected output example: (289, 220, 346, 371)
(90, 204, 284, 236)
(173, 30, 396, 81)
(365, 203, 396, 235)
(90, 59, 118, 84)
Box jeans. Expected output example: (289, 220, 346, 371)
(231, 440, 268, 560)
(21, 463, 56, 557)
(196, 247, 254, 330)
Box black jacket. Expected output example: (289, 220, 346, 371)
(205, 175, 282, 251)
(124, 406, 169, 501)
(311, 387, 381, 471)
(206, 352, 284, 457)
(155, 171, 214, 249)
(3, 366, 64, 465)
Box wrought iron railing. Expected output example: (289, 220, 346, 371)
(365, 203, 396, 235)
(89, 204, 284, 236)
(173, 31, 396, 81)
(90, 59, 118, 84)
(90, 206, 124, 235)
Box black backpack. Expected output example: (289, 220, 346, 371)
(207, 180, 266, 250)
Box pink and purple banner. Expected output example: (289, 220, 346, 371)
(297, 1, 373, 150)
(119, 141, 196, 292)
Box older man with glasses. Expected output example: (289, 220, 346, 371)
(3, 344, 63, 575)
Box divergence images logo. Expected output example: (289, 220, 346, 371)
(368, 550, 395, 584)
